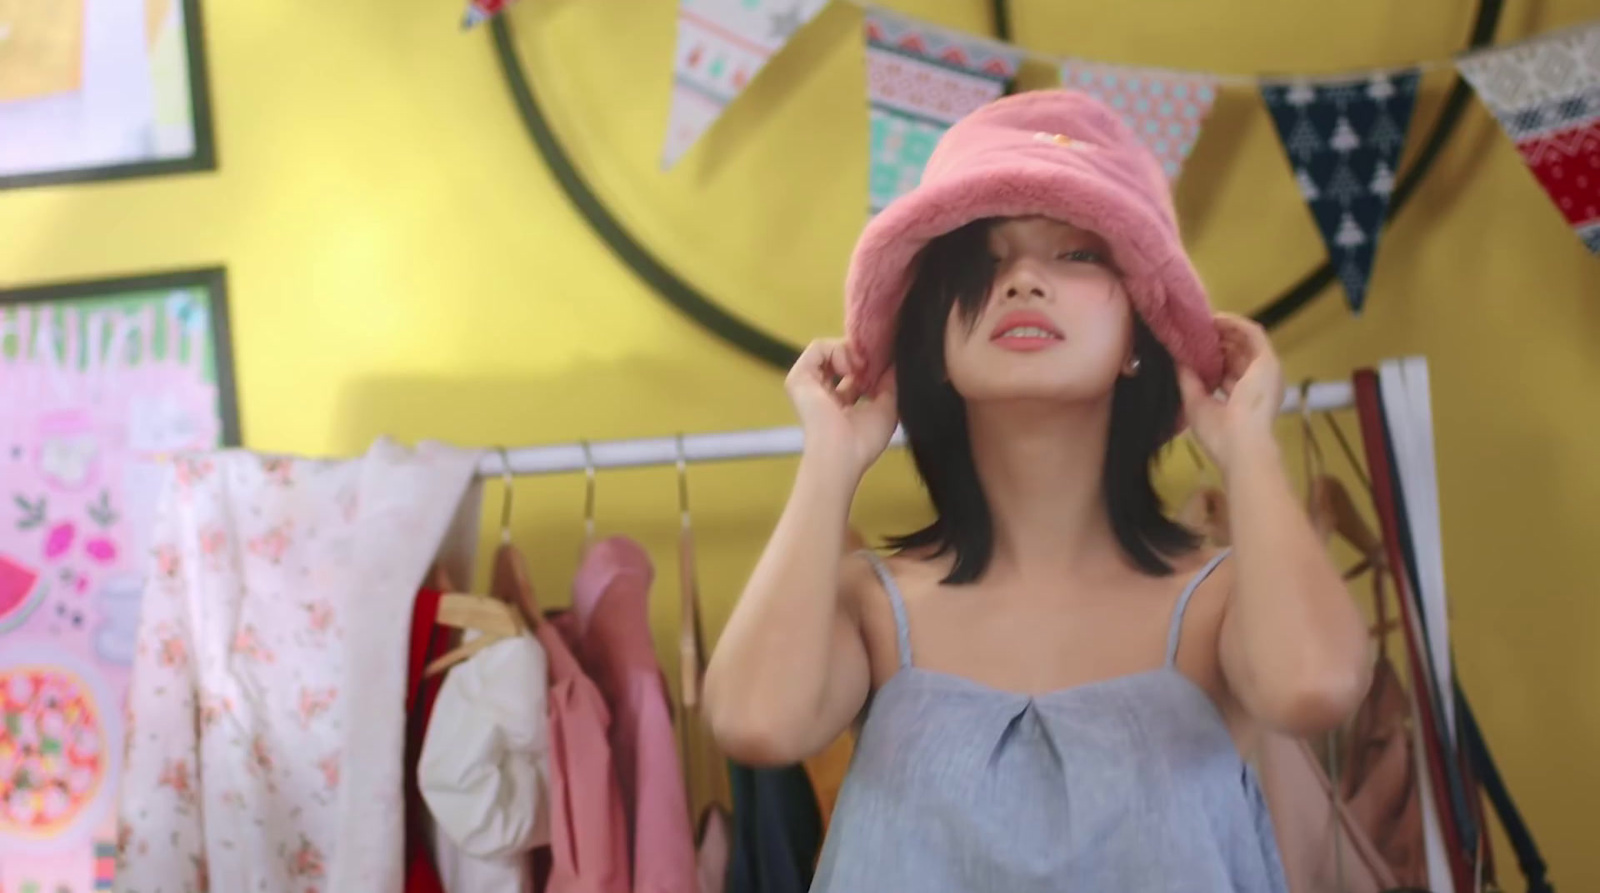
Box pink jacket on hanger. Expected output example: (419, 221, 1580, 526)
(555, 536, 697, 893)
(535, 609, 630, 893)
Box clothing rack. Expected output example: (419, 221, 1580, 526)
(476, 378, 1355, 478)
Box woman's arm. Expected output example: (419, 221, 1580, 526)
(1217, 433, 1371, 734)
(703, 454, 871, 765)
(1180, 316, 1370, 735)
(703, 339, 899, 765)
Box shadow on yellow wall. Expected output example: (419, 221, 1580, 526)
(1, 0, 1596, 888)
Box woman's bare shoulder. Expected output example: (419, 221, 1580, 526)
(874, 546, 957, 597)
(1183, 545, 1237, 589)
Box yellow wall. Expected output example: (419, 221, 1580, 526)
(3, 0, 1595, 887)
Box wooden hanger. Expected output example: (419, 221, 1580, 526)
(672, 437, 735, 827)
(493, 536, 542, 633)
(674, 438, 705, 812)
(1296, 383, 1385, 571)
(425, 594, 527, 678)
(580, 439, 597, 556)
(424, 448, 534, 678)
(491, 447, 543, 631)
(1296, 384, 1394, 651)
(1310, 474, 1385, 568)
(1176, 433, 1230, 546)
(675, 436, 704, 713)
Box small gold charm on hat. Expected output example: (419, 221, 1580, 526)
(1033, 131, 1074, 146)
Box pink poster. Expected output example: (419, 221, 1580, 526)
(0, 269, 237, 893)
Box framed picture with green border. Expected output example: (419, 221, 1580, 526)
(0, 0, 218, 189)
(0, 267, 236, 893)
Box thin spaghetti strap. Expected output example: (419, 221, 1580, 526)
(859, 551, 914, 669)
(1165, 549, 1232, 667)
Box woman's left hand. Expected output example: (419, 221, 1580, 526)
(1178, 313, 1284, 476)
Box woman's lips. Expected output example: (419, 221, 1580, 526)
(990, 310, 1064, 351)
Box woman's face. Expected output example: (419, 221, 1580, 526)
(944, 217, 1135, 403)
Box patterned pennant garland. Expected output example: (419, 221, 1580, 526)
(1058, 62, 1217, 181)
(663, 0, 830, 169)
(864, 7, 1023, 213)
(1457, 23, 1600, 254)
(462, 0, 517, 29)
(1261, 71, 1421, 313)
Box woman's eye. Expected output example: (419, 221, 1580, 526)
(1057, 249, 1106, 264)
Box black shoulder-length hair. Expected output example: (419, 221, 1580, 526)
(885, 219, 1199, 584)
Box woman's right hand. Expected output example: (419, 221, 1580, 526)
(786, 339, 899, 481)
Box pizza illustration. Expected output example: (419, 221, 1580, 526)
(0, 665, 107, 839)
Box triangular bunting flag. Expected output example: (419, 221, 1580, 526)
(662, 0, 829, 169)
(1057, 62, 1217, 181)
(1456, 23, 1600, 254)
(462, 0, 517, 29)
(1261, 71, 1421, 313)
(863, 7, 1023, 213)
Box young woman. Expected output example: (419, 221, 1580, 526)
(703, 90, 1371, 891)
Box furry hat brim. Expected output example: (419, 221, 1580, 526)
(844, 101, 1224, 393)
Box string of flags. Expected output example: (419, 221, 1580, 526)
(863, 8, 1022, 213)
(663, 4, 1598, 312)
(1260, 73, 1421, 314)
(1457, 24, 1600, 254)
(464, 0, 1600, 311)
(1057, 63, 1218, 183)
(663, 0, 832, 169)
(462, 0, 515, 30)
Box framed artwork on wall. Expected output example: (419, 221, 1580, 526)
(0, 267, 238, 893)
(0, 0, 218, 190)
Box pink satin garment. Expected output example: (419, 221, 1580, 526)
(534, 613, 630, 893)
(556, 536, 698, 893)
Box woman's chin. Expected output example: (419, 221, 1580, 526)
(956, 373, 1118, 406)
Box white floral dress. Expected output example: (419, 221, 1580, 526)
(114, 439, 482, 893)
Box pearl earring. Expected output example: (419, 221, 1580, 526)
(1126, 355, 1142, 375)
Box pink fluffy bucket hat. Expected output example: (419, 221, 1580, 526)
(844, 89, 1224, 390)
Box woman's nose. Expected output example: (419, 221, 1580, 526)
(998, 266, 1048, 302)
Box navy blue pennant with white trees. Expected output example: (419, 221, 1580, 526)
(1261, 71, 1422, 313)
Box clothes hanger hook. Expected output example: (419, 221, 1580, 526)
(1298, 379, 1326, 481)
(675, 433, 691, 532)
(495, 445, 514, 545)
(580, 439, 597, 546)
(1323, 412, 1372, 493)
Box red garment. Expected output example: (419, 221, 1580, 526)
(557, 537, 697, 893)
(404, 587, 451, 893)
(536, 605, 631, 893)
(1353, 371, 1472, 892)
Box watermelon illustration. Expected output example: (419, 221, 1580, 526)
(0, 555, 44, 633)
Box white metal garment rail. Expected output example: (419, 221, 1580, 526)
(476, 378, 1356, 478)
